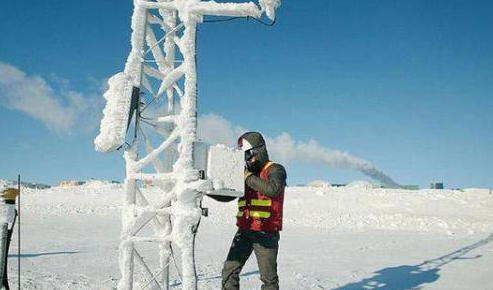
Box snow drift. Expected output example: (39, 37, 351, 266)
(4, 180, 493, 289)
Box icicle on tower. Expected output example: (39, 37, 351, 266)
(94, 0, 281, 289)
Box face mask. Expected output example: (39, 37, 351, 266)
(244, 145, 267, 173)
(246, 157, 262, 173)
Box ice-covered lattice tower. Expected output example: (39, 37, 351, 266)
(94, 0, 281, 289)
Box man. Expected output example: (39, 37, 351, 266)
(0, 187, 18, 290)
(221, 131, 287, 290)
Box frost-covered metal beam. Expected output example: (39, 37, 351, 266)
(133, 128, 180, 171)
(137, 0, 177, 11)
(156, 65, 185, 97)
(138, 0, 266, 19)
(126, 192, 178, 237)
(130, 172, 176, 181)
(130, 235, 174, 243)
(190, 2, 261, 18)
(145, 25, 170, 73)
(144, 65, 165, 80)
(156, 115, 177, 124)
(134, 250, 165, 290)
(125, 4, 149, 86)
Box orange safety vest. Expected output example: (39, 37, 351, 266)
(237, 161, 285, 232)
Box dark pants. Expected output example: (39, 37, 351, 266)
(3, 210, 17, 290)
(2, 228, 13, 290)
(222, 228, 280, 290)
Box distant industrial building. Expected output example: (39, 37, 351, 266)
(58, 180, 86, 187)
(143, 180, 154, 188)
(6, 181, 51, 189)
(430, 182, 444, 189)
(381, 184, 419, 190)
(397, 185, 419, 190)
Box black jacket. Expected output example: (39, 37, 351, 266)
(246, 163, 287, 198)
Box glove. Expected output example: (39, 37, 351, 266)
(244, 168, 253, 181)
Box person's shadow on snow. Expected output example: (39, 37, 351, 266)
(333, 232, 493, 290)
(332, 264, 440, 290)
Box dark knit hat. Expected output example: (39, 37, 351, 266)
(238, 132, 266, 150)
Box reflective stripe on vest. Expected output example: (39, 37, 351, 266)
(250, 211, 271, 218)
(251, 199, 272, 206)
(237, 210, 271, 219)
(237, 161, 275, 221)
(239, 199, 271, 207)
(262, 161, 274, 172)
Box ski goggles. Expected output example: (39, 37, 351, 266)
(244, 145, 266, 161)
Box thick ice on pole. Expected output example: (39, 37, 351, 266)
(94, 73, 135, 153)
(94, 4, 148, 153)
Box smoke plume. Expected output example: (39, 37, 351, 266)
(198, 113, 399, 187)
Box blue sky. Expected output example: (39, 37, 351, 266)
(0, 0, 492, 188)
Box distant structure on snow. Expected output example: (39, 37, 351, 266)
(430, 182, 444, 189)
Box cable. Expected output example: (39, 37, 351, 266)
(138, 126, 148, 142)
(203, 16, 277, 26)
(203, 16, 243, 23)
(145, 23, 185, 56)
(191, 223, 200, 290)
(141, 97, 158, 113)
(139, 118, 158, 128)
(249, 16, 277, 26)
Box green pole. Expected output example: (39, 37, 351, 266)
(17, 175, 20, 290)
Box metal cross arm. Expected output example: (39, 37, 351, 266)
(136, 0, 280, 20)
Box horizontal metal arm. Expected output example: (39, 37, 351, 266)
(128, 191, 177, 236)
(130, 236, 173, 243)
(137, 0, 176, 11)
(155, 115, 177, 124)
(190, 1, 261, 18)
(138, 0, 261, 19)
(130, 172, 176, 181)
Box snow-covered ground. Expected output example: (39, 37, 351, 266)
(4, 181, 493, 289)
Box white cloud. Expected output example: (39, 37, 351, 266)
(197, 113, 247, 147)
(197, 113, 398, 186)
(0, 59, 396, 185)
(0, 61, 97, 134)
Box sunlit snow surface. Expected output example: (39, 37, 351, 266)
(6, 181, 493, 290)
